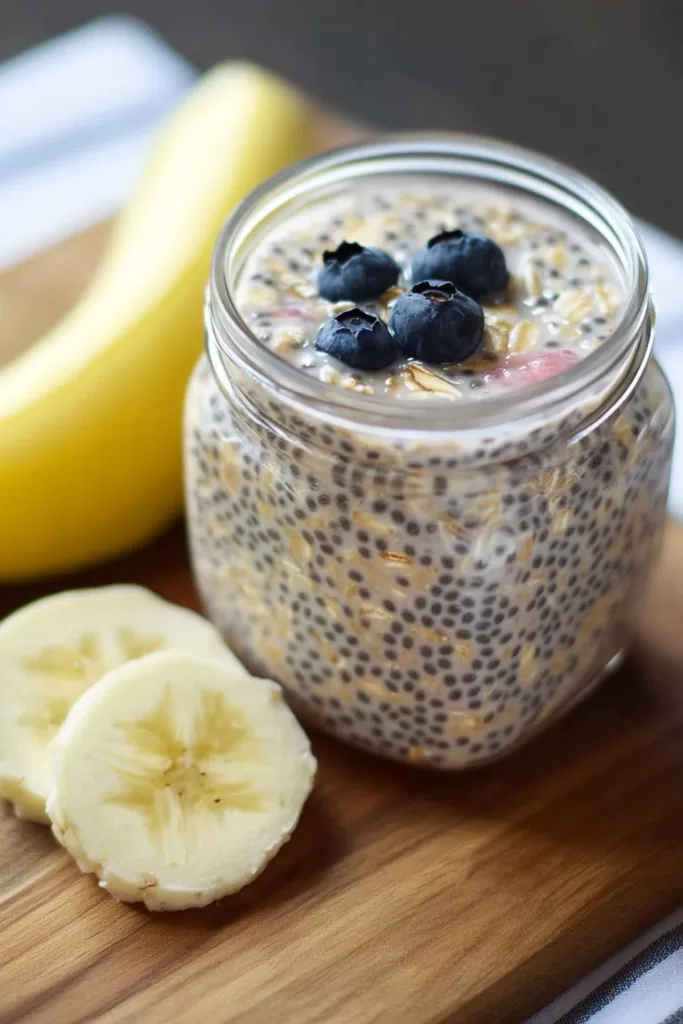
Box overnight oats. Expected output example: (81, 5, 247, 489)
(185, 137, 674, 768)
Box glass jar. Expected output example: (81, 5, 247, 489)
(185, 136, 674, 768)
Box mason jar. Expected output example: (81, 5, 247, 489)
(184, 136, 674, 768)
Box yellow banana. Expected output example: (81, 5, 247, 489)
(0, 63, 318, 580)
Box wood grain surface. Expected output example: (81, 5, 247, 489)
(2, 224, 683, 1024)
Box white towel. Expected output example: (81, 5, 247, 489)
(0, 16, 195, 269)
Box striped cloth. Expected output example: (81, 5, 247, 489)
(528, 910, 683, 1022)
(3, 18, 683, 1023)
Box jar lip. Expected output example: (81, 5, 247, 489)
(208, 132, 650, 434)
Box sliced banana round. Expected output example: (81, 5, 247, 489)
(0, 585, 243, 823)
(47, 652, 316, 911)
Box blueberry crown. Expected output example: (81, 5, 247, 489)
(410, 279, 458, 300)
(425, 229, 464, 248)
(333, 308, 381, 329)
(322, 241, 365, 266)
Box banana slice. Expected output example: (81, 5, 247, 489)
(47, 652, 316, 911)
(0, 585, 243, 822)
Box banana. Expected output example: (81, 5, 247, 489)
(0, 64, 318, 580)
(47, 652, 316, 910)
(0, 585, 244, 822)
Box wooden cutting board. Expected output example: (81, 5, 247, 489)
(2, 206, 683, 1024)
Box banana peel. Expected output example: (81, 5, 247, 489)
(0, 63, 318, 580)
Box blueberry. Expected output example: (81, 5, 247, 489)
(388, 280, 484, 364)
(315, 308, 397, 370)
(411, 230, 508, 300)
(317, 241, 400, 302)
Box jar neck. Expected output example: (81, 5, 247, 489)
(206, 134, 651, 445)
(206, 298, 654, 473)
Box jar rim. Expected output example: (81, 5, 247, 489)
(207, 133, 650, 435)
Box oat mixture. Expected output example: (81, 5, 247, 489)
(237, 179, 623, 400)
(185, 173, 673, 768)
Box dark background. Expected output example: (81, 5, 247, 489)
(4, 0, 683, 234)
